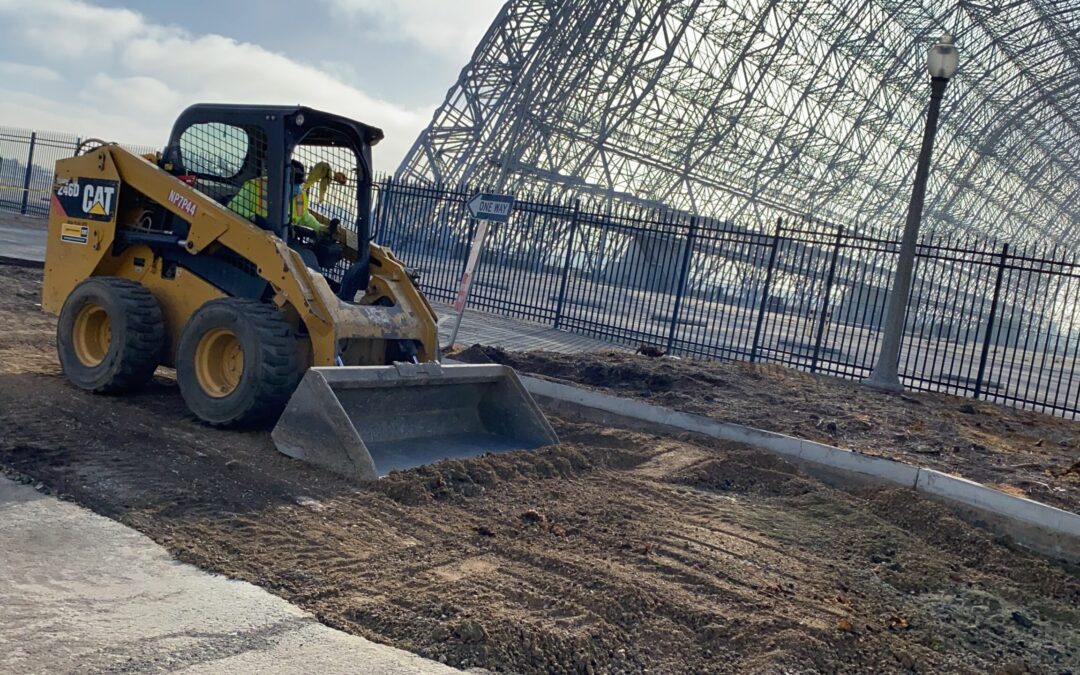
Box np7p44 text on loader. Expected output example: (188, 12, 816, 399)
(42, 103, 556, 479)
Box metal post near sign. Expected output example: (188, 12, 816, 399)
(446, 192, 515, 349)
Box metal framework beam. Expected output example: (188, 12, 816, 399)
(397, 0, 1079, 242)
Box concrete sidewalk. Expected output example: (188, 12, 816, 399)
(0, 220, 45, 265)
(435, 301, 619, 354)
(0, 476, 459, 674)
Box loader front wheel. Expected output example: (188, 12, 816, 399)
(176, 299, 299, 428)
(57, 277, 164, 393)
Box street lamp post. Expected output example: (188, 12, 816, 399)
(865, 33, 959, 391)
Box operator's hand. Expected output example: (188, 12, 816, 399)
(328, 218, 340, 236)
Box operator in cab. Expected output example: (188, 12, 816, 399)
(228, 160, 345, 271)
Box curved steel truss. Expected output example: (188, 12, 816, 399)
(397, 0, 1080, 242)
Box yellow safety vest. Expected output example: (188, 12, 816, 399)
(228, 176, 324, 233)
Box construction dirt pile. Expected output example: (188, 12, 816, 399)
(2, 264, 1079, 674)
(453, 345, 1080, 515)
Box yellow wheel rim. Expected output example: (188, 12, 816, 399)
(72, 303, 111, 367)
(194, 328, 244, 398)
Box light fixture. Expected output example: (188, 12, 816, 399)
(927, 33, 959, 80)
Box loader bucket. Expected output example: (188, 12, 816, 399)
(271, 363, 559, 481)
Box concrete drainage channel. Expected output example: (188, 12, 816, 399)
(519, 375, 1080, 564)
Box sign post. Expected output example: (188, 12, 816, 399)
(446, 192, 515, 349)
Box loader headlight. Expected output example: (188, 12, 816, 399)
(295, 113, 305, 126)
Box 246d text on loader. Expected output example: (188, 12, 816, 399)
(42, 104, 556, 479)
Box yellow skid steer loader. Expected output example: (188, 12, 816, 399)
(42, 104, 556, 480)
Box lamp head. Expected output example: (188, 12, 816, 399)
(927, 33, 959, 80)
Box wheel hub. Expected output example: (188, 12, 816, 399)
(194, 328, 244, 398)
(72, 303, 111, 367)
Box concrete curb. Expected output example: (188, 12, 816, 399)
(521, 374, 1080, 562)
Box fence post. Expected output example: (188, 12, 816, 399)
(666, 216, 698, 354)
(593, 212, 609, 283)
(371, 175, 389, 242)
(553, 199, 581, 329)
(461, 211, 478, 279)
(974, 243, 1009, 399)
(20, 132, 37, 215)
(750, 218, 783, 362)
(810, 225, 845, 373)
(449, 182, 466, 263)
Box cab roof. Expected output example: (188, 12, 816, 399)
(171, 103, 385, 146)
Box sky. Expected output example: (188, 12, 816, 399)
(0, 0, 504, 172)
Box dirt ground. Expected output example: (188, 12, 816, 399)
(452, 346, 1080, 515)
(1, 264, 1079, 674)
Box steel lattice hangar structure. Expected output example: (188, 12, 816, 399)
(397, 0, 1079, 241)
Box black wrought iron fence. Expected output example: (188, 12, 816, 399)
(0, 127, 157, 218)
(373, 177, 1080, 420)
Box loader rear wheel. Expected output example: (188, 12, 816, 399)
(57, 277, 165, 393)
(176, 298, 299, 428)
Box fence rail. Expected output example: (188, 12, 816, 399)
(2, 124, 1078, 419)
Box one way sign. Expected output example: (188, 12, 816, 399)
(446, 191, 516, 348)
(466, 192, 515, 223)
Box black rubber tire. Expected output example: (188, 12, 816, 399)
(176, 298, 299, 428)
(57, 277, 165, 393)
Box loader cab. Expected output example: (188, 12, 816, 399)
(166, 104, 383, 295)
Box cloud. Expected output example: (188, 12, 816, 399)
(0, 0, 149, 59)
(325, 0, 504, 59)
(0, 61, 63, 83)
(83, 74, 185, 118)
(0, 86, 163, 146)
(0, 0, 435, 171)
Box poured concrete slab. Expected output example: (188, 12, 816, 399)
(0, 477, 458, 674)
(434, 302, 621, 354)
(0, 220, 46, 264)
